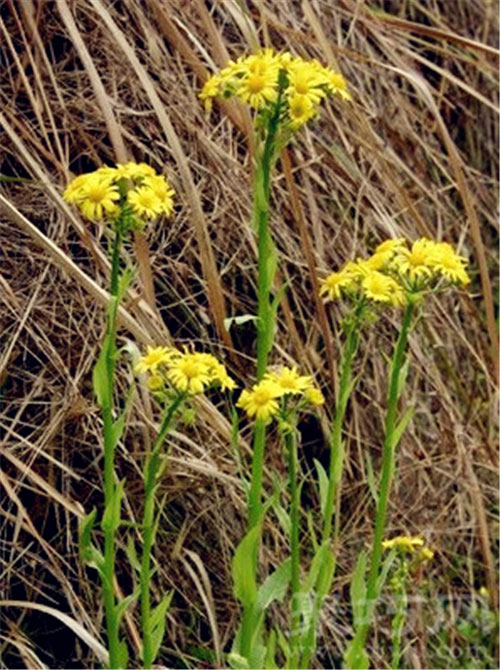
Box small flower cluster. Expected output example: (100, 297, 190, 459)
(382, 535, 434, 562)
(200, 49, 349, 129)
(236, 365, 324, 422)
(63, 162, 175, 224)
(135, 345, 235, 396)
(319, 237, 470, 306)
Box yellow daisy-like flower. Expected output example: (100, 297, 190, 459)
(323, 70, 351, 100)
(286, 59, 328, 105)
(394, 238, 436, 281)
(427, 242, 470, 285)
(135, 346, 175, 374)
(382, 536, 425, 552)
(319, 268, 355, 301)
(288, 94, 316, 129)
(78, 174, 120, 221)
(304, 387, 325, 406)
(167, 352, 212, 395)
(265, 366, 312, 394)
(127, 186, 164, 220)
(115, 161, 156, 180)
(237, 66, 279, 109)
(236, 380, 285, 422)
(63, 174, 91, 203)
(199, 74, 223, 111)
(361, 271, 405, 305)
(142, 175, 175, 216)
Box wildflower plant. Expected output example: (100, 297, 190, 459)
(201, 51, 350, 669)
(65, 162, 177, 669)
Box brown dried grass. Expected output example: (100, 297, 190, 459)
(0, 1, 498, 668)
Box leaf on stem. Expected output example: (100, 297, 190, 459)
(388, 406, 416, 450)
(102, 479, 125, 534)
(395, 357, 410, 400)
(115, 589, 139, 629)
(364, 452, 378, 505)
(350, 550, 367, 628)
(116, 639, 128, 670)
(150, 591, 174, 664)
(92, 337, 111, 408)
(232, 525, 261, 606)
(256, 558, 291, 611)
(313, 459, 329, 519)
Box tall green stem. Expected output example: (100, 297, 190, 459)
(287, 424, 301, 669)
(140, 395, 184, 669)
(101, 227, 123, 669)
(300, 305, 363, 670)
(346, 300, 415, 668)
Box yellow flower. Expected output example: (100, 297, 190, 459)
(236, 380, 284, 421)
(237, 65, 279, 109)
(199, 74, 222, 111)
(286, 59, 328, 105)
(304, 387, 325, 406)
(78, 174, 120, 221)
(319, 268, 355, 300)
(167, 352, 212, 395)
(147, 374, 165, 391)
(142, 175, 175, 216)
(393, 238, 436, 281)
(63, 174, 90, 203)
(288, 94, 316, 129)
(127, 186, 164, 219)
(323, 70, 351, 100)
(265, 366, 312, 394)
(361, 271, 405, 305)
(115, 161, 156, 180)
(418, 547, 434, 562)
(382, 536, 425, 552)
(427, 242, 470, 285)
(135, 346, 175, 374)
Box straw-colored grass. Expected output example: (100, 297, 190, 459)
(0, 1, 497, 668)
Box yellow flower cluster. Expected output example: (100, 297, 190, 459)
(63, 162, 175, 223)
(236, 365, 324, 422)
(135, 345, 235, 396)
(319, 237, 470, 305)
(200, 49, 350, 129)
(382, 535, 434, 562)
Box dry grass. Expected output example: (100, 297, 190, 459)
(0, 1, 498, 668)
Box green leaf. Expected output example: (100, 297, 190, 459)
(257, 558, 291, 611)
(102, 480, 125, 533)
(316, 545, 335, 599)
(344, 640, 369, 670)
(79, 508, 97, 555)
(264, 629, 278, 670)
(150, 591, 174, 663)
(115, 590, 138, 628)
(92, 338, 111, 408)
(227, 652, 250, 669)
(117, 267, 134, 303)
(125, 535, 141, 574)
(272, 500, 290, 536)
(364, 451, 378, 505)
(116, 639, 128, 670)
(350, 550, 367, 628)
(388, 406, 416, 450)
(223, 314, 258, 332)
(376, 549, 396, 598)
(303, 540, 331, 594)
(79, 508, 104, 570)
(232, 525, 261, 606)
(313, 458, 329, 518)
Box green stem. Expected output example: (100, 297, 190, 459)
(101, 226, 123, 670)
(141, 395, 184, 669)
(391, 584, 408, 669)
(347, 300, 415, 668)
(287, 424, 301, 670)
(299, 305, 364, 669)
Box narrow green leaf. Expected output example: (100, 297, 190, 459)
(316, 546, 335, 599)
(102, 480, 125, 533)
(257, 558, 291, 611)
(92, 339, 110, 408)
(150, 591, 174, 663)
(117, 267, 134, 303)
(272, 500, 290, 536)
(116, 639, 128, 670)
(232, 525, 260, 606)
(344, 640, 369, 670)
(79, 508, 97, 555)
(303, 540, 330, 593)
(388, 406, 416, 450)
(264, 629, 278, 670)
(227, 652, 250, 669)
(376, 549, 397, 598)
(350, 550, 367, 628)
(115, 590, 138, 628)
(125, 535, 141, 573)
(313, 458, 329, 518)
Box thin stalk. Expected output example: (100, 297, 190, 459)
(287, 424, 301, 670)
(101, 227, 123, 670)
(140, 395, 184, 669)
(346, 300, 415, 668)
(391, 586, 408, 669)
(299, 305, 363, 670)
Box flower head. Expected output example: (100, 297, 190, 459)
(135, 346, 175, 374)
(427, 242, 470, 285)
(319, 267, 356, 301)
(77, 174, 120, 221)
(265, 366, 312, 394)
(382, 536, 425, 553)
(236, 380, 284, 422)
(361, 271, 405, 305)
